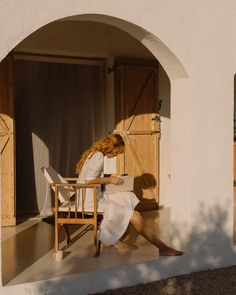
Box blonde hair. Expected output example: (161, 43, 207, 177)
(75, 134, 125, 175)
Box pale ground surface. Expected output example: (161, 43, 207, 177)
(93, 265, 236, 295)
(1, 209, 169, 286)
(2, 206, 236, 293)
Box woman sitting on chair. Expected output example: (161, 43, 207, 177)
(75, 133, 183, 256)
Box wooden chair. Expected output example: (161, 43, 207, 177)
(42, 166, 102, 257)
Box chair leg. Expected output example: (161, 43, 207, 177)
(94, 214, 103, 257)
(93, 224, 101, 257)
(63, 224, 72, 245)
(54, 220, 59, 254)
(94, 240, 101, 257)
(93, 218, 101, 257)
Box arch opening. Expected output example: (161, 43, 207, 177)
(0, 13, 188, 286)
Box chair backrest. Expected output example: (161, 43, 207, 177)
(41, 166, 74, 204)
(42, 166, 101, 257)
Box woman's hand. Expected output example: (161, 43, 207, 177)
(110, 176, 124, 185)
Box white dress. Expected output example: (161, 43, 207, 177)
(77, 151, 140, 246)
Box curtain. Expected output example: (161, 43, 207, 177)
(14, 59, 105, 216)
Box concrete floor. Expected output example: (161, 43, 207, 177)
(1, 208, 171, 286)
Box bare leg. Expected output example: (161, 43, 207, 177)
(120, 224, 138, 249)
(130, 211, 183, 256)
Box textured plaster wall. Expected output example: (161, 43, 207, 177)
(159, 65, 171, 207)
(1, 0, 236, 294)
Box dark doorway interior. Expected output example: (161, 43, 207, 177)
(14, 57, 105, 217)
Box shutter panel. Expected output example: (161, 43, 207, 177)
(115, 64, 160, 211)
(0, 55, 16, 226)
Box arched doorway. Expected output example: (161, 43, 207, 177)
(0, 14, 188, 225)
(0, 11, 188, 286)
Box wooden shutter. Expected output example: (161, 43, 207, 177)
(0, 55, 16, 226)
(115, 63, 160, 211)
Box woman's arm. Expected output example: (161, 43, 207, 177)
(85, 176, 124, 185)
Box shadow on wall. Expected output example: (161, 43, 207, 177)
(134, 173, 157, 199)
(134, 173, 159, 211)
(33, 203, 236, 295)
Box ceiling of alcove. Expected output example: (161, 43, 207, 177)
(15, 20, 156, 60)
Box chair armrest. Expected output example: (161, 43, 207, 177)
(64, 177, 78, 182)
(51, 182, 100, 188)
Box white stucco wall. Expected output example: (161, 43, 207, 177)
(1, 0, 236, 294)
(159, 65, 171, 207)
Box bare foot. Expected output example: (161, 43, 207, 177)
(159, 247, 183, 256)
(122, 240, 138, 250)
(128, 244, 138, 250)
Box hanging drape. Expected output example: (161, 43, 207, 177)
(14, 58, 105, 216)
